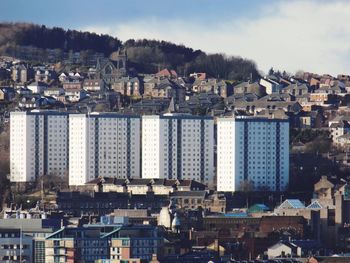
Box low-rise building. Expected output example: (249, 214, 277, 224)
(83, 78, 106, 92)
(27, 81, 48, 94)
(267, 240, 323, 259)
(45, 224, 164, 262)
(111, 77, 142, 97)
(84, 178, 206, 195)
(64, 88, 87, 102)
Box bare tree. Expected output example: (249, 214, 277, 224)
(239, 179, 254, 208)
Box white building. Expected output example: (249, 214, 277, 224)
(217, 117, 289, 192)
(10, 111, 68, 182)
(27, 81, 47, 94)
(142, 114, 214, 185)
(69, 113, 140, 186)
(259, 77, 281, 94)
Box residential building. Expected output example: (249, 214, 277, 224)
(329, 120, 350, 142)
(34, 69, 56, 83)
(0, 229, 33, 262)
(156, 68, 178, 79)
(0, 218, 61, 263)
(267, 240, 322, 259)
(84, 178, 206, 195)
(0, 87, 15, 101)
(143, 78, 185, 103)
(62, 79, 83, 90)
(10, 111, 69, 182)
(69, 113, 140, 186)
(192, 78, 229, 98)
(83, 78, 106, 92)
(142, 114, 214, 185)
(43, 87, 65, 98)
(56, 191, 169, 216)
(259, 77, 282, 94)
(45, 224, 163, 263)
(12, 64, 33, 83)
(217, 116, 289, 192)
(64, 88, 87, 102)
(27, 81, 48, 94)
(111, 76, 142, 97)
(18, 96, 51, 109)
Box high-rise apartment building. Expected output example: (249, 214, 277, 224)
(10, 111, 68, 182)
(142, 114, 214, 185)
(69, 113, 140, 186)
(217, 117, 289, 192)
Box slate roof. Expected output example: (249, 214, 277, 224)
(170, 191, 207, 198)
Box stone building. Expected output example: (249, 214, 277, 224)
(94, 49, 127, 85)
(111, 76, 142, 97)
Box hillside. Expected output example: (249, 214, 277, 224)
(0, 22, 259, 80)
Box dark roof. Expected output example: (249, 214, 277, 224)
(170, 191, 207, 198)
(127, 179, 152, 185)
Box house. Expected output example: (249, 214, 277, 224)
(229, 100, 302, 115)
(192, 78, 230, 98)
(18, 95, 48, 109)
(58, 72, 69, 82)
(111, 77, 142, 97)
(0, 67, 10, 80)
(62, 79, 83, 90)
(121, 98, 171, 115)
(15, 87, 32, 95)
(12, 63, 33, 83)
(156, 68, 178, 79)
(27, 81, 48, 94)
(310, 92, 329, 103)
(267, 240, 323, 259)
(259, 77, 282, 94)
(180, 91, 223, 115)
(144, 78, 185, 102)
(43, 87, 65, 97)
(259, 93, 294, 102)
(34, 68, 56, 83)
(0, 87, 15, 101)
(329, 120, 350, 141)
(296, 111, 324, 128)
(64, 89, 87, 102)
(189, 72, 207, 80)
(83, 78, 106, 92)
(233, 81, 265, 97)
(281, 83, 310, 96)
(84, 178, 206, 195)
(334, 133, 350, 148)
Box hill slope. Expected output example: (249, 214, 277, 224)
(0, 23, 259, 80)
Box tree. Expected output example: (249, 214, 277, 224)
(268, 67, 274, 75)
(239, 179, 254, 208)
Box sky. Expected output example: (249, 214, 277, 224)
(1, 0, 350, 76)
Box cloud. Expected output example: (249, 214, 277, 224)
(83, 0, 350, 76)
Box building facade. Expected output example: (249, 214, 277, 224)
(142, 114, 214, 185)
(69, 113, 140, 186)
(10, 111, 69, 182)
(217, 117, 289, 192)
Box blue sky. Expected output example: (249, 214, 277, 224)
(1, 0, 350, 75)
(1, 0, 267, 29)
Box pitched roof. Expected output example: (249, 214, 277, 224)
(170, 191, 207, 198)
(156, 68, 177, 78)
(278, 199, 305, 209)
(307, 200, 323, 209)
